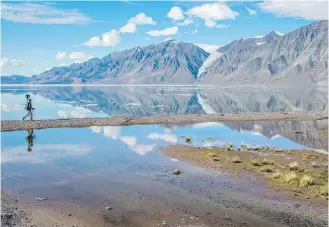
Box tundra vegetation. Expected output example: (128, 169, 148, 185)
(163, 143, 328, 205)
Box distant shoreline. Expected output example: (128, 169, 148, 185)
(1, 111, 327, 132)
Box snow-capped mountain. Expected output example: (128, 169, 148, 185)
(2, 21, 327, 86)
(201, 20, 328, 86)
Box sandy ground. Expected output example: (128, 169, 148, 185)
(1, 111, 327, 132)
(1, 191, 105, 227)
(2, 189, 286, 227)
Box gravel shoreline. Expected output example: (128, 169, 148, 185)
(1, 111, 327, 132)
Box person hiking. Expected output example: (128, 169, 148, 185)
(26, 129, 35, 152)
(23, 95, 34, 120)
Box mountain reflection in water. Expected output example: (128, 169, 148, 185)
(1, 86, 328, 151)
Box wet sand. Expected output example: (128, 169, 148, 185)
(2, 161, 328, 227)
(1, 111, 327, 132)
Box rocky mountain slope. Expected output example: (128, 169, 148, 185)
(201, 20, 328, 86)
(33, 41, 209, 84)
(2, 21, 327, 85)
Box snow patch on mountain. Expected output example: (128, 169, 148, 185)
(274, 31, 284, 36)
(195, 43, 220, 53)
(195, 43, 223, 78)
(197, 94, 216, 114)
(197, 51, 222, 78)
(256, 42, 266, 46)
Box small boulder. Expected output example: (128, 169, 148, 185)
(172, 169, 181, 175)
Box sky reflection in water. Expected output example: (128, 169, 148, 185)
(2, 122, 310, 194)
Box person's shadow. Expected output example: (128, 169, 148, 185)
(26, 129, 36, 152)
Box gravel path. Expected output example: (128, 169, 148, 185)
(1, 111, 327, 132)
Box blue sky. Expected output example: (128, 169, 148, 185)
(1, 1, 327, 76)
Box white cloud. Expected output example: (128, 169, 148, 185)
(84, 29, 120, 47)
(56, 52, 93, 61)
(56, 52, 67, 60)
(177, 17, 194, 26)
(259, 1, 328, 20)
(128, 13, 156, 25)
(167, 6, 185, 21)
(120, 23, 137, 33)
(187, 3, 238, 28)
(204, 19, 228, 28)
(147, 133, 177, 143)
(57, 106, 93, 118)
(129, 144, 155, 155)
(88, 126, 155, 155)
(2, 144, 93, 163)
(84, 12, 155, 48)
(103, 126, 121, 140)
(1, 103, 22, 112)
(245, 7, 257, 15)
(147, 26, 178, 37)
(120, 136, 137, 146)
(90, 126, 102, 133)
(69, 52, 92, 60)
(84, 36, 103, 47)
(1, 58, 25, 67)
(192, 122, 224, 128)
(1, 3, 94, 24)
(103, 30, 121, 46)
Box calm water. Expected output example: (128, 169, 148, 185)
(1, 86, 328, 197)
(1, 86, 328, 226)
(2, 120, 327, 197)
(1, 86, 327, 120)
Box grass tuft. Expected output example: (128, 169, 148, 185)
(212, 157, 220, 161)
(320, 184, 328, 196)
(262, 158, 275, 165)
(311, 161, 319, 168)
(232, 156, 242, 163)
(289, 161, 299, 170)
(300, 175, 314, 187)
(260, 166, 274, 173)
(272, 171, 281, 179)
(252, 160, 262, 166)
(284, 172, 297, 184)
(207, 152, 217, 158)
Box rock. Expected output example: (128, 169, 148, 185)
(293, 131, 303, 134)
(172, 169, 181, 175)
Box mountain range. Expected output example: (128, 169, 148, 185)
(2, 20, 328, 85)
